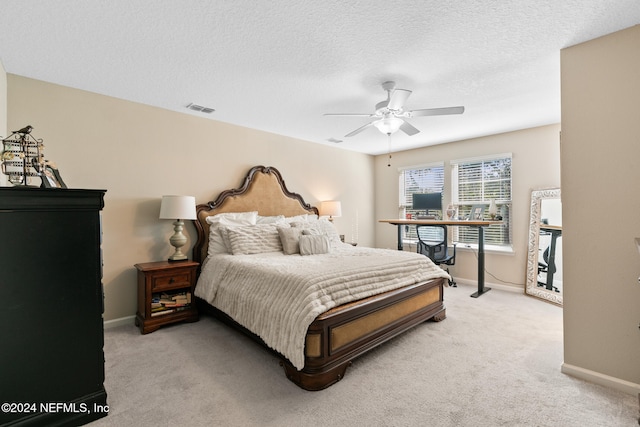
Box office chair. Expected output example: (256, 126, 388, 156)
(416, 225, 457, 287)
(537, 244, 559, 292)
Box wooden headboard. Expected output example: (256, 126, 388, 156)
(192, 165, 318, 265)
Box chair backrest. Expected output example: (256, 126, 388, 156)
(416, 225, 449, 262)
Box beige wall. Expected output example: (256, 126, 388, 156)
(7, 75, 375, 322)
(374, 124, 561, 288)
(561, 25, 640, 392)
(0, 61, 6, 186)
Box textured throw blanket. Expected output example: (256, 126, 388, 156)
(195, 244, 450, 370)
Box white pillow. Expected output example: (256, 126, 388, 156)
(317, 219, 341, 243)
(285, 214, 309, 223)
(299, 234, 331, 255)
(256, 214, 286, 224)
(205, 211, 258, 254)
(226, 223, 284, 255)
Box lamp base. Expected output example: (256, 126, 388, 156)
(168, 257, 189, 263)
(167, 219, 189, 263)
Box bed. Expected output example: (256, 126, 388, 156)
(192, 165, 449, 390)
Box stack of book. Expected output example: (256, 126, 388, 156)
(150, 291, 192, 317)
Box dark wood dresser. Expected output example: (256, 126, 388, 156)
(0, 188, 108, 426)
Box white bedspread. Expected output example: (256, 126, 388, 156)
(195, 244, 450, 370)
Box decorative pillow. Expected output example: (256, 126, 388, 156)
(226, 223, 284, 255)
(277, 227, 302, 255)
(218, 226, 233, 253)
(299, 234, 331, 255)
(205, 211, 258, 254)
(292, 218, 341, 246)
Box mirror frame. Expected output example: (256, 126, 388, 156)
(525, 188, 562, 305)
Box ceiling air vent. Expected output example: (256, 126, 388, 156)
(186, 103, 215, 114)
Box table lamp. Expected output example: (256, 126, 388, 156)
(319, 200, 342, 222)
(159, 195, 197, 262)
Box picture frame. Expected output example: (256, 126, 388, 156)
(470, 204, 485, 220)
(40, 164, 67, 189)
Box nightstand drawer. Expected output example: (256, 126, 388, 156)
(151, 271, 191, 291)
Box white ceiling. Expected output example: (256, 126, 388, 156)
(1, 1, 639, 155)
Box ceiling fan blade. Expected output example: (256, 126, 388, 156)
(323, 113, 373, 117)
(344, 122, 374, 137)
(408, 106, 465, 117)
(387, 89, 412, 110)
(400, 121, 420, 136)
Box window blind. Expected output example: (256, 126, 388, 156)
(451, 154, 512, 247)
(399, 163, 444, 240)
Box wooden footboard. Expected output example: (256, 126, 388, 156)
(281, 278, 446, 390)
(198, 277, 446, 391)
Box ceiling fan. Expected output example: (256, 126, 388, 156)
(324, 81, 464, 137)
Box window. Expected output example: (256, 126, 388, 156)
(399, 163, 444, 240)
(451, 154, 512, 249)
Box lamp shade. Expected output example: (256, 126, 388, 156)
(373, 116, 403, 135)
(159, 195, 197, 220)
(319, 200, 342, 218)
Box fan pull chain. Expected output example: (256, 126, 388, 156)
(387, 133, 392, 167)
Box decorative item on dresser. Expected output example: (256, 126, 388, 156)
(0, 187, 108, 426)
(1, 125, 45, 186)
(192, 165, 449, 390)
(135, 260, 199, 334)
(40, 160, 67, 189)
(159, 195, 197, 262)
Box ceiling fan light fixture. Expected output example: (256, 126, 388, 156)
(373, 117, 403, 135)
(325, 81, 464, 138)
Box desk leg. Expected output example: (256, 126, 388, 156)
(396, 224, 404, 251)
(471, 226, 491, 298)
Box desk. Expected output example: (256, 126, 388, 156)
(539, 224, 562, 291)
(379, 219, 502, 298)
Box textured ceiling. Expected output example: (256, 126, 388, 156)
(1, 1, 639, 155)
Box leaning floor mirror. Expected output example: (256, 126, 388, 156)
(525, 188, 562, 305)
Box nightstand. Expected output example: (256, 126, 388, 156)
(134, 260, 199, 334)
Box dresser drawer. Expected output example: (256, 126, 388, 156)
(151, 271, 192, 291)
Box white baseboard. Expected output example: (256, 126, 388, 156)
(454, 277, 523, 293)
(562, 363, 640, 396)
(104, 315, 136, 329)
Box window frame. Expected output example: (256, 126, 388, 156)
(450, 153, 513, 251)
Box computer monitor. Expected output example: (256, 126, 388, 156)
(412, 192, 442, 217)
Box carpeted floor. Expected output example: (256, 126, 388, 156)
(91, 283, 639, 426)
